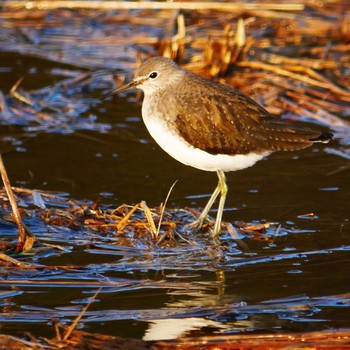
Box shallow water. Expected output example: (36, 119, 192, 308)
(0, 51, 349, 341)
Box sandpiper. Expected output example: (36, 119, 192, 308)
(103, 57, 333, 238)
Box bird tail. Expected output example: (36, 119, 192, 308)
(309, 132, 333, 143)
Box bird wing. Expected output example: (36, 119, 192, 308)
(174, 87, 323, 156)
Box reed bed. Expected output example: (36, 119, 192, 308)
(1, 0, 349, 134)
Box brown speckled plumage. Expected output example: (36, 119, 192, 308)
(171, 72, 330, 155)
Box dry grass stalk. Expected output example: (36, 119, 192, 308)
(204, 23, 241, 77)
(140, 200, 158, 238)
(10, 78, 34, 105)
(281, 97, 348, 128)
(63, 287, 102, 341)
(0, 154, 35, 252)
(156, 180, 178, 237)
(0, 252, 32, 268)
(259, 52, 341, 70)
(116, 203, 139, 232)
(158, 12, 186, 62)
(237, 61, 350, 98)
(3, 1, 305, 11)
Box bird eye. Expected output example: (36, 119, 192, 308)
(149, 72, 158, 79)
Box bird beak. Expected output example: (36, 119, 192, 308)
(99, 80, 138, 100)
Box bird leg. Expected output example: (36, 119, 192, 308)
(213, 170, 228, 238)
(189, 183, 220, 230)
(188, 170, 227, 237)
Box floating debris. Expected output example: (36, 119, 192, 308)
(0, 187, 277, 254)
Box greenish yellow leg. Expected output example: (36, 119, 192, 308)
(188, 170, 228, 238)
(213, 170, 228, 238)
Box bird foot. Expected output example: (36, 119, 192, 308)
(186, 217, 222, 245)
(186, 216, 206, 232)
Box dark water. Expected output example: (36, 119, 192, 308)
(0, 52, 349, 341)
